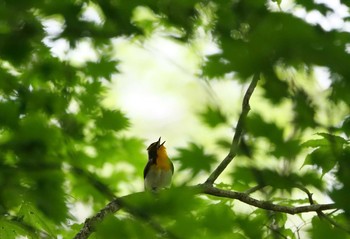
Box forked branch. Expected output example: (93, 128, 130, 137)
(205, 74, 260, 185)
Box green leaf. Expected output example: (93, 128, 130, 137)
(295, 0, 333, 15)
(303, 147, 337, 175)
(26, 170, 69, 223)
(272, 139, 301, 159)
(199, 105, 227, 128)
(59, 113, 86, 140)
(95, 214, 155, 239)
(95, 109, 129, 132)
(292, 88, 317, 129)
(125, 187, 200, 217)
(197, 203, 236, 236)
(174, 143, 216, 177)
(317, 132, 348, 145)
(260, 72, 290, 104)
(302, 133, 348, 174)
(231, 166, 256, 191)
(232, 166, 324, 191)
(17, 202, 57, 237)
(0, 101, 19, 129)
(309, 217, 350, 239)
(341, 115, 350, 137)
(331, 148, 350, 218)
(202, 54, 234, 78)
(236, 213, 265, 239)
(302, 133, 348, 148)
(245, 113, 284, 146)
(0, 217, 31, 239)
(84, 58, 118, 80)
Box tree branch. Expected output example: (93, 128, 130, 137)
(295, 185, 350, 233)
(205, 74, 260, 185)
(74, 184, 337, 239)
(73, 192, 179, 239)
(73, 196, 126, 239)
(199, 184, 336, 215)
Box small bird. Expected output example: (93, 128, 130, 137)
(144, 137, 174, 191)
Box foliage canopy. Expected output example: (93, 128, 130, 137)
(1, 0, 350, 238)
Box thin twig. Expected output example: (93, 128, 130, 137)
(205, 74, 260, 185)
(244, 185, 266, 195)
(295, 185, 350, 233)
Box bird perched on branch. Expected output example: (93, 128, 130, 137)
(144, 137, 174, 191)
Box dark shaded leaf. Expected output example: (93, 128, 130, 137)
(295, 0, 333, 15)
(245, 113, 284, 146)
(303, 147, 337, 175)
(308, 217, 350, 239)
(174, 143, 216, 177)
(0, 101, 20, 129)
(95, 109, 129, 132)
(199, 105, 227, 128)
(302, 133, 348, 174)
(341, 115, 350, 137)
(260, 72, 290, 104)
(84, 58, 118, 80)
(292, 88, 317, 129)
(331, 148, 350, 219)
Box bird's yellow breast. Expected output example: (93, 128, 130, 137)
(156, 145, 171, 170)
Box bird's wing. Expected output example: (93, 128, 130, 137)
(143, 161, 152, 179)
(170, 160, 174, 174)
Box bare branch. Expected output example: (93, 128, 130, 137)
(205, 74, 260, 185)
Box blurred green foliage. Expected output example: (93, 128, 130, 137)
(1, 0, 350, 238)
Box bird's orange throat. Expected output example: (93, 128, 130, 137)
(156, 145, 171, 170)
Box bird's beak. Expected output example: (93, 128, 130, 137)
(156, 137, 165, 148)
(156, 137, 162, 147)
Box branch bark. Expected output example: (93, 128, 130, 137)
(205, 74, 260, 185)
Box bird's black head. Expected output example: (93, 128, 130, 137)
(147, 137, 165, 163)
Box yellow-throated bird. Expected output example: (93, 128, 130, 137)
(144, 137, 174, 191)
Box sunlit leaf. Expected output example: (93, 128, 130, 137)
(0, 218, 31, 239)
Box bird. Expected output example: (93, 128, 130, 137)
(144, 137, 174, 191)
